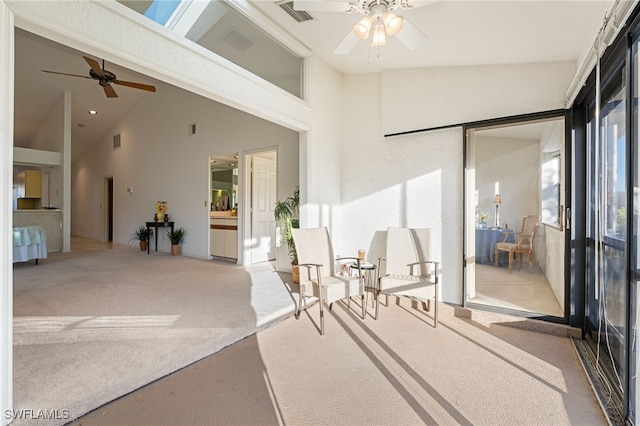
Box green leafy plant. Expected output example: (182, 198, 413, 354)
(166, 227, 187, 245)
(274, 186, 299, 265)
(129, 226, 153, 244)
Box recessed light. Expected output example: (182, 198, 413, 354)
(88, 110, 98, 115)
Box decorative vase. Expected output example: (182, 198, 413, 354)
(292, 264, 300, 284)
(139, 241, 148, 251)
(157, 212, 164, 222)
(154, 213, 158, 222)
(164, 214, 169, 223)
(478, 221, 487, 229)
(171, 244, 180, 256)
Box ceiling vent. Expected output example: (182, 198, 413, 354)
(277, 1, 314, 23)
(221, 28, 254, 52)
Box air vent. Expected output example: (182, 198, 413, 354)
(277, 1, 314, 23)
(221, 28, 254, 52)
(113, 134, 121, 150)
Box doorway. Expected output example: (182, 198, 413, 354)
(464, 115, 566, 319)
(246, 150, 277, 264)
(104, 176, 113, 242)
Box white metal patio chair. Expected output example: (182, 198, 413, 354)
(291, 227, 366, 335)
(376, 227, 440, 327)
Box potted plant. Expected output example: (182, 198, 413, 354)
(274, 186, 300, 283)
(166, 227, 187, 256)
(129, 226, 153, 251)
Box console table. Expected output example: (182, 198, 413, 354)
(145, 221, 174, 254)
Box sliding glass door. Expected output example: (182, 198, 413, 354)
(630, 26, 640, 423)
(464, 115, 566, 319)
(584, 64, 628, 416)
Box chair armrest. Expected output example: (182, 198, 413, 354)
(297, 263, 323, 283)
(336, 256, 359, 262)
(501, 230, 516, 242)
(377, 257, 386, 274)
(407, 261, 439, 282)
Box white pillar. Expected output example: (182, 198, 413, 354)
(62, 91, 71, 252)
(0, 1, 14, 424)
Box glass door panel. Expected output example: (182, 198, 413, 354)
(464, 117, 566, 318)
(629, 29, 640, 423)
(585, 64, 628, 415)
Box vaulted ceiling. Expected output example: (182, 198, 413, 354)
(13, 1, 616, 162)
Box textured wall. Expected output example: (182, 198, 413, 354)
(72, 82, 299, 260)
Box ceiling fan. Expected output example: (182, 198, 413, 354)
(293, 0, 432, 54)
(41, 56, 156, 98)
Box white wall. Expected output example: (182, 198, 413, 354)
(544, 226, 564, 309)
(381, 62, 574, 135)
(539, 120, 565, 308)
(300, 56, 344, 227)
(0, 2, 13, 423)
(337, 64, 572, 305)
(28, 94, 65, 210)
(475, 135, 540, 230)
(72, 82, 299, 260)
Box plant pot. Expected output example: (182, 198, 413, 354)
(171, 244, 181, 256)
(139, 241, 148, 251)
(292, 264, 300, 284)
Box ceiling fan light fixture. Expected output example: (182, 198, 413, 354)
(353, 15, 373, 40)
(383, 12, 403, 36)
(371, 23, 388, 47)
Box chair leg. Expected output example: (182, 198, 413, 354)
(434, 298, 438, 328)
(361, 294, 366, 319)
(295, 290, 303, 319)
(494, 247, 499, 267)
(508, 251, 514, 273)
(528, 253, 533, 272)
(375, 290, 380, 320)
(319, 301, 325, 335)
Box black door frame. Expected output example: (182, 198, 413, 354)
(462, 109, 571, 323)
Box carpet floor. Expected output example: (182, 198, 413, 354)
(13, 238, 606, 425)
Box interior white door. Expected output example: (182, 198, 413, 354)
(250, 154, 277, 263)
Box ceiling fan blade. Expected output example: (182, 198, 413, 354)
(395, 18, 428, 50)
(333, 31, 359, 54)
(41, 70, 93, 79)
(83, 55, 105, 78)
(113, 80, 157, 93)
(293, 0, 353, 12)
(103, 84, 118, 98)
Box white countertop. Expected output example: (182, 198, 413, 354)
(14, 209, 62, 213)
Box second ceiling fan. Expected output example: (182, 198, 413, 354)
(294, 0, 432, 54)
(42, 55, 156, 98)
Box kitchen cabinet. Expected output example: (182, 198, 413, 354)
(210, 217, 237, 259)
(16, 170, 42, 198)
